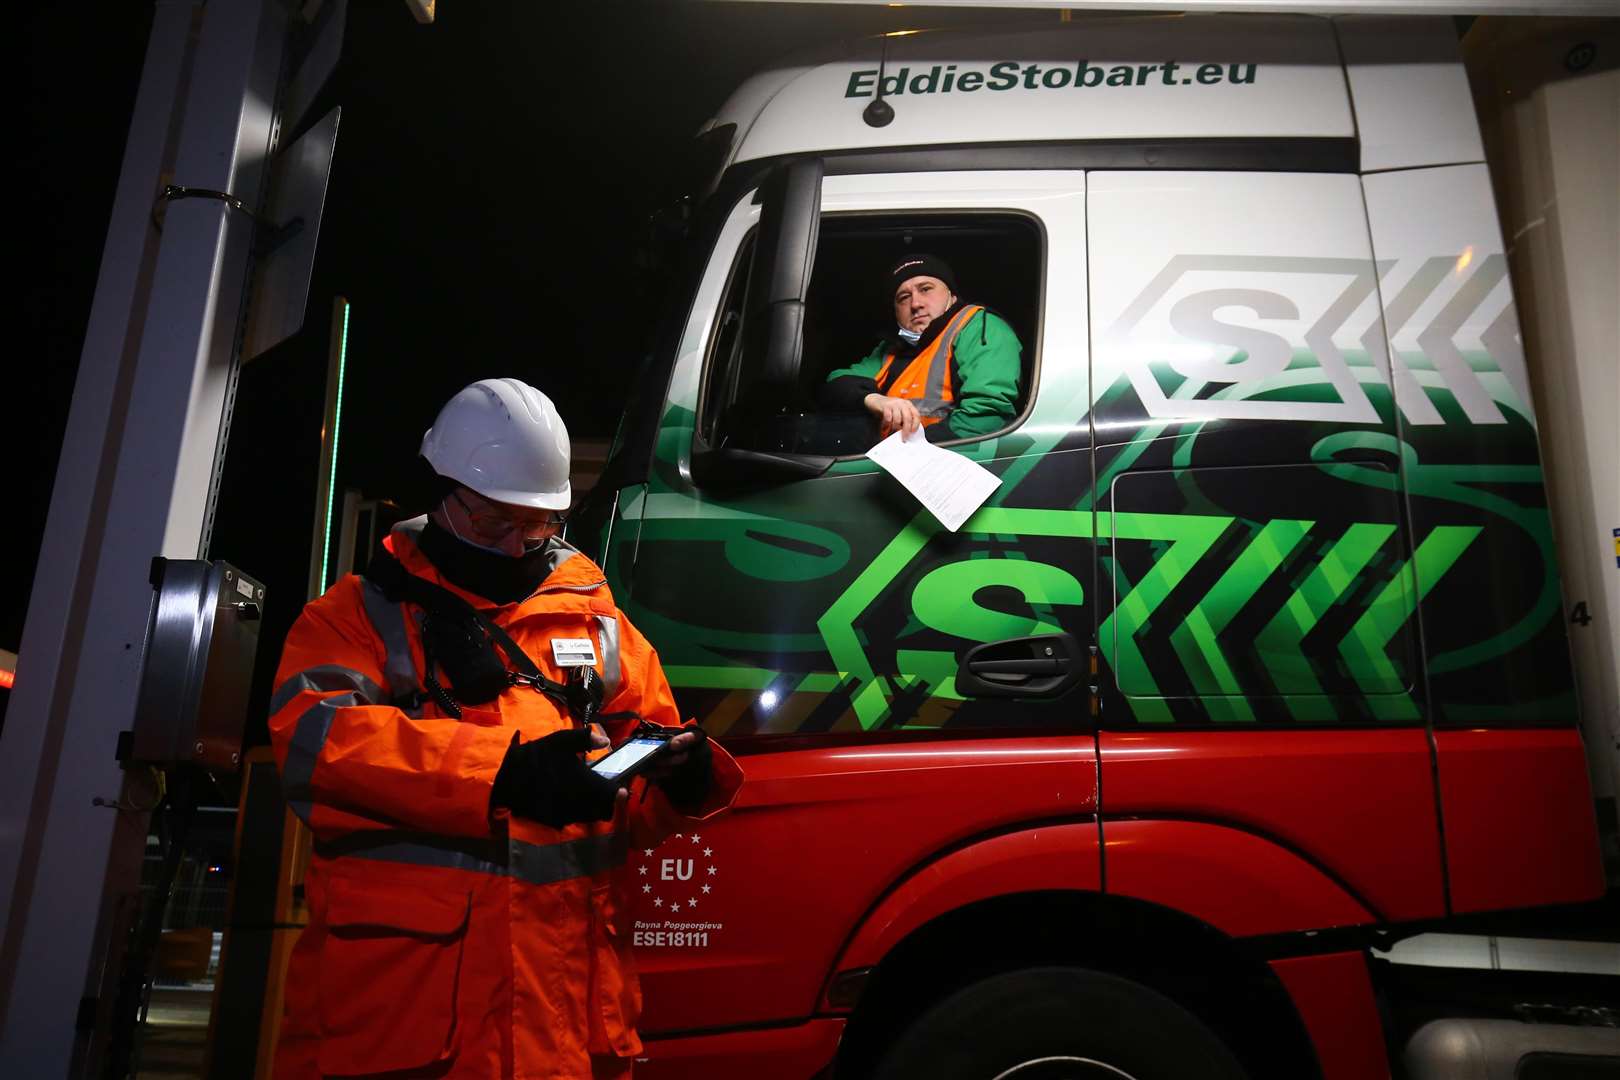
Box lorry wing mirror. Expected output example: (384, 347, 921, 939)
(692, 158, 827, 491)
(744, 157, 824, 401)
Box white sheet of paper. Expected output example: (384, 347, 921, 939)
(866, 428, 1002, 532)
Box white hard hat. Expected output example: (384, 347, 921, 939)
(420, 378, 572, 510)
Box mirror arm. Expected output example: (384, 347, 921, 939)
(691, 445, 833, 489)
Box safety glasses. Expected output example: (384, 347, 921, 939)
(450, 490, 568, 543)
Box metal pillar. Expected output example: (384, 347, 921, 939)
(0, 0, 290, 1072)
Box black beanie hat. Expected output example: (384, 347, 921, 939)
(888, 253, 956, 297)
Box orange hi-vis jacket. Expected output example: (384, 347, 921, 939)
(871, 304, 985, 425)
(268, 521, 741, 1080)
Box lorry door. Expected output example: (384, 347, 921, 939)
(616, 169, 1100, 1035)
(1087, 170, 1449, 928)
(1358, 164, 1604, 913)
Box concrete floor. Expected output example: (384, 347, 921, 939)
(135, 986, 212, 1079)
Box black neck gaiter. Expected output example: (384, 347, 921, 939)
(416, 518, 553, 605)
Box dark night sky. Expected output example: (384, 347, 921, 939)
(13, 1, 1050, 730)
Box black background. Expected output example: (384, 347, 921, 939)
(12, 1, 1053, 733)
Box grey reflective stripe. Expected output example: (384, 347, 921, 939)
(360, 580, 421, 704)
(907, 307, 979, 419)
(510, 832, 626, 886)
(924, 305, 980, 405)
(320, 834, 508, 877)
(274, 667, 388, 823)
(596, 615, 622, 700)
(269, 664, 385, 718)
(319, 831, 627, 887)
(541, 537, 580, 575)
(283, 690, 374, 824)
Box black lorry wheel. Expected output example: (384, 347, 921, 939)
(871, 967, 1251, 1080)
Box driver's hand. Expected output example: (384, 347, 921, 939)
(865, 393, 922, 437)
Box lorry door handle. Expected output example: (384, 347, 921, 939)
(956, 633, 1084, 699)
(968, 657, 1067, 678)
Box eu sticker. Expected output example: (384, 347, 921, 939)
(552, 638, 597, 667)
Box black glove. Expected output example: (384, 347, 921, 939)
(656, 726, 714, 810)
(491, 728, 620, 828)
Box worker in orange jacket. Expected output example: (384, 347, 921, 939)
(268, 378, 741, 1079)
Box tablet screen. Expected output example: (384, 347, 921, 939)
(591, 737, 665, 780)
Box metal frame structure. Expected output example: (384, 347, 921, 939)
(0, 0, 292, 1071)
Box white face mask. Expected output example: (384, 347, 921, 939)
(896, 325, 922, 344)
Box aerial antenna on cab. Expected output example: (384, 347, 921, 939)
(864, 33, 896, 128)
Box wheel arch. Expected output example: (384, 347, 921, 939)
(832, 889, 1325, 1080)
(1103, 817, 1380, 936)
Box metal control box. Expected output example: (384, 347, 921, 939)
(132, 559, 264, 770)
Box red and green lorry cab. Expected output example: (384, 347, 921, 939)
(573, 14, 1618, 1080)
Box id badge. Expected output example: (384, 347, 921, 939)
(551, 637, 598, 667)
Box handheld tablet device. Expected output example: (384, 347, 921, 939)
(590, 733, 673, 782)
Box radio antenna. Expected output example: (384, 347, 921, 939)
(864, 33, 896, 128)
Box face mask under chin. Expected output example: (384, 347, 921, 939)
(896, 325, 922, 344)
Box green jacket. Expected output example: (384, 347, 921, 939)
(822, 307, 1022, 441)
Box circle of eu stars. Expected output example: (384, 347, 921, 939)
(637, 832, 717, 914)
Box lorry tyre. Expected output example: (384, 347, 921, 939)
(871, 967, 1251, 1080)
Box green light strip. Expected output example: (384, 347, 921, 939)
(318, 301, 350, 592)
(663, 665, 777, 690)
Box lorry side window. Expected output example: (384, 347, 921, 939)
(699, 211, 1041, 457)
(641, 175, 1089, 741)
(696, 232, 756, 450)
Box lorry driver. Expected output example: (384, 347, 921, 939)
(819, 253, 1022, 443)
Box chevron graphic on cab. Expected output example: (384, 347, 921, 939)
(1100, 253, 1531, 429)
(815, 505, 1480, 729)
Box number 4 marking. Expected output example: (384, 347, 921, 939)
(1569, 601, 1592, 627)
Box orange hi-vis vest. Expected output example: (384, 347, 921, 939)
(872, 304, 984, 426)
